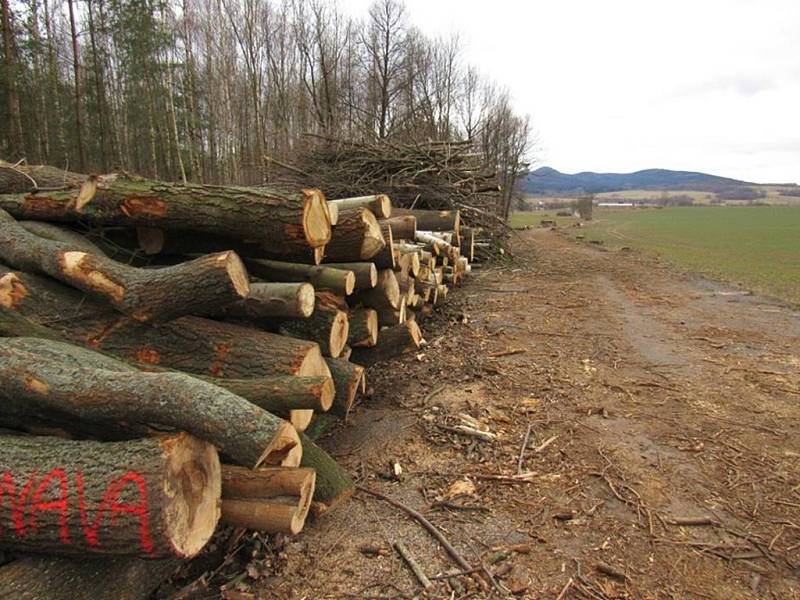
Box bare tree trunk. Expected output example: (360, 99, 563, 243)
(66, 0, 86, 171)
(1, 0, 24, 159)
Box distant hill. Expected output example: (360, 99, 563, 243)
(522, 167, 754, 195)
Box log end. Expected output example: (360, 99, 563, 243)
(222, 251, 251, 298)
(367, 263, 378, 288)
(313, 245, 326, 265)
(326, 201, 339, 226)
(329, 310, 350, 358)
(162, 433, 222, 558)
(364, 309, 378, 346)
(296, 282, 316, 318)
(320, 376, 336, 412)
(407, 318, 423, 348)
(360, 209, 386, 260)
(302, 189, 332, 248)
(282, 439, 304, 467)
(344, 270, 356, 296)
(409, 253, 421, 277)
(290, 409, 314, 432)
(374, 195, 392, 219)
(258, 421, 301, 467)
(291, 471, 316, 533)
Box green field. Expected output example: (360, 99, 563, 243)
(511, 206, 800, 304)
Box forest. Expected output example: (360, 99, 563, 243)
(0, 0, 531, 215)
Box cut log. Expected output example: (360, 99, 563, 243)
(210, 282, 315, 319)
(323, 262, 377, 290)
(396, 250, 420, 278)
(246, 258, 355, 296)
(0, 267, 332, 382)
(324, 357, 365, 419)
(0, 209, 250, 322)
(330, 194, 391, 219)
(280, 305, 349, 359)
(322, 207, 385, 262)
(339, 345, 353, 361)
(393, 208, 460, 236)
(381, 215, 416, 240)
(19, 221, 106, 254)
(347, 308, 378, 348)
(0, 337, 300, 468)
(0, 432, 220, 557)
(351, 319, 424, 367)
(0, 555, 180, 600)
(372, 222, 396, 269)
(396, 271, 415, 303)
(220, 466, 315, 535)
(0, 162, 87, 192)
(376, 297, 406, 327)
(0, 172, 331, 249)
(0, 304, 63, 340)
(415, 230, 459, 261)
(350, 269, 400, 312)
(299, 432, 354, 512)
(201, 375, 334, 414)
(0, 269, 332, 439)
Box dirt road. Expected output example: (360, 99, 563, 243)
(266, 229, 800, 599)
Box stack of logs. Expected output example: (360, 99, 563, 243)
(0, 164, 475, 598)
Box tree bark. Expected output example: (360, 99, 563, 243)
(210, 282, 315, 319)
(19, 221, 106, 254)
(324, 357, 364, 419)
(323, 262, 377, 290)
(0, 173, 331, 249)
(351, 319, 424, 367)
(321, 207, 385, 262)
(329, 194, 391, 219)
(220, 466, 315, 535)
(347, 308, 378, 348)
(0, 433, 220, 557)
(392, 208, 460, 236)
(0, 555, 180, 600)
(0, 164, 86, 192)
(299, 433, 354, 512)
(380, 215, 416, 240)
(246, 258, 355, 296)
(0, 210, 250, 321)
(0, 338, 300, 468)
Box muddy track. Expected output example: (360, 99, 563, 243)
(265, 229, 800, 600)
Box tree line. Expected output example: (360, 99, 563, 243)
(0, 0, 531, 199)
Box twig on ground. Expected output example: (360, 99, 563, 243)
(356, 485, 473, 571)
(517, 423, 533, 474)
(393, 541, 433, 590)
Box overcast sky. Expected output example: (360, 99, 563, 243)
(340, 0, 800, 184)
